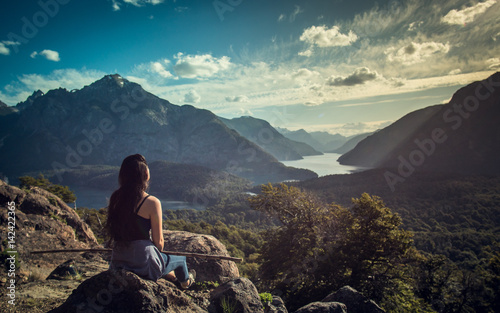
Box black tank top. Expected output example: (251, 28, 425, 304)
(127, 195, 151, 241)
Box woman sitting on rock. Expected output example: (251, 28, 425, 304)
(105, 154, 195, 288)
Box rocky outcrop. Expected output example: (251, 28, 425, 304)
(163, 230, 240, 284)
(322, 286, 386, 313)
(265, 296, 288, 313)
(47, 260, 82, 281)
(0, 180, 98, 273)
(209, 277, 264, 313)
(49, 269, 206, 313)
(293, 302, 347, 313)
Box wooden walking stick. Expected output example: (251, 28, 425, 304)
(29, 248, 243, 263)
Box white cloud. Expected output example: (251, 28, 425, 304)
(118, 0, 164, 8)
(408, 21, 424, 31)
(298, 49, 313, 57)
(291, 68, 320, 81)
(184, 90, 201, 103)
(225, 95, 249, 103)
(278, 5, 303, 23)
(239, 108, 253, 116)
(449, 69, 462, 75)
(0, 43, 10, 55)
(304, 101, 321, 106)
(290, 5, 303, 22)
(385, 42, 450, 65)
(494, 31, 500, 41)
(326, 67, 380, 86)
(31, 49, 61, 62)
(486, 58, 500, 69)
(442, 0, 497, 25)
(173, 53, 232, 79)
(300, 25, 358, 48)
(111, 0, 121, 10)
(0, 41, 21, 55)
(151, 60, 174, 78)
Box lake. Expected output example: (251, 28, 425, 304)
(70, 185, 205, 211)
(70, 153, 362, 209)
(281, 153, 367, 177)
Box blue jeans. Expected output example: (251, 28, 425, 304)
(161, 253, 189, 282)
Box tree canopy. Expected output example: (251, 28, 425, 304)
(19, 174, 77, 203)
(249, 183, 416, 309)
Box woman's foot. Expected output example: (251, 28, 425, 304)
(181, 269, 196, 289)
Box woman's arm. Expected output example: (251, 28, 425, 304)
(149, 196, 165, 251)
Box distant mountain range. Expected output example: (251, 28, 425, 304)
(219, 116, 321, 161)
(276, 127, 372, 154)
(339, 72, 500, 177)
(331, 132, 372, 154)
(277, 128, 343, 152)
(0, 74, 316, 184)
(0, 100, 17, 116)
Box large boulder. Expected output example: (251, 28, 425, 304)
(322, 286, 385, 313)
(0, 180, 99, 274)
(163, 230, 239, 283)
(209, 277, 264, 313)
(293, 302, 347, 313)
(265, 295, 288, 313)
(49, 269, 207, 313)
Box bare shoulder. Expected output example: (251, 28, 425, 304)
(145, 195, 162, 211)
(137, 195, 161, 218)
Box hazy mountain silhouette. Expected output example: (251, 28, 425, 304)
(339, 72, 500, 175)
(278, 128, 348, 152)
(219, 116, 321, 161)
(330, 132, 372, 154)
(338, 105, 443, 167)
(0, 74, 316, 184)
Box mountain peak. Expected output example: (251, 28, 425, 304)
(16, 89, 44, 111)
(90, 74, 129, 89)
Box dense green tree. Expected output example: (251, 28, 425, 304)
(19, 174, 76, 203)
(250, 183, 417, 310)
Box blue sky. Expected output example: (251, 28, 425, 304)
(1, 0, 499, 136)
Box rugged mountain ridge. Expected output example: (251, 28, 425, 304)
(0, 74, 316, 184)
(220, 116, 321, 160)
(331, 132, 372, 154)
(338, 72, 500, 176)
(278, 128, 348, 152)
(0, 99, 17, 116)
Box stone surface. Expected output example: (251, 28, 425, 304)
(265, 295, 288, 313)
(322, 286, 386, 313)
(0, 181, 99, 276)
(294, 302, 347, 313)
(47, 260, 82, 280)
(163, 230, 240, 284)
(49, 269, 207, 313)
(209, 277, 264, 313)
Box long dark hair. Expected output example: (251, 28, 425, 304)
(106, 154, 150, 244)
